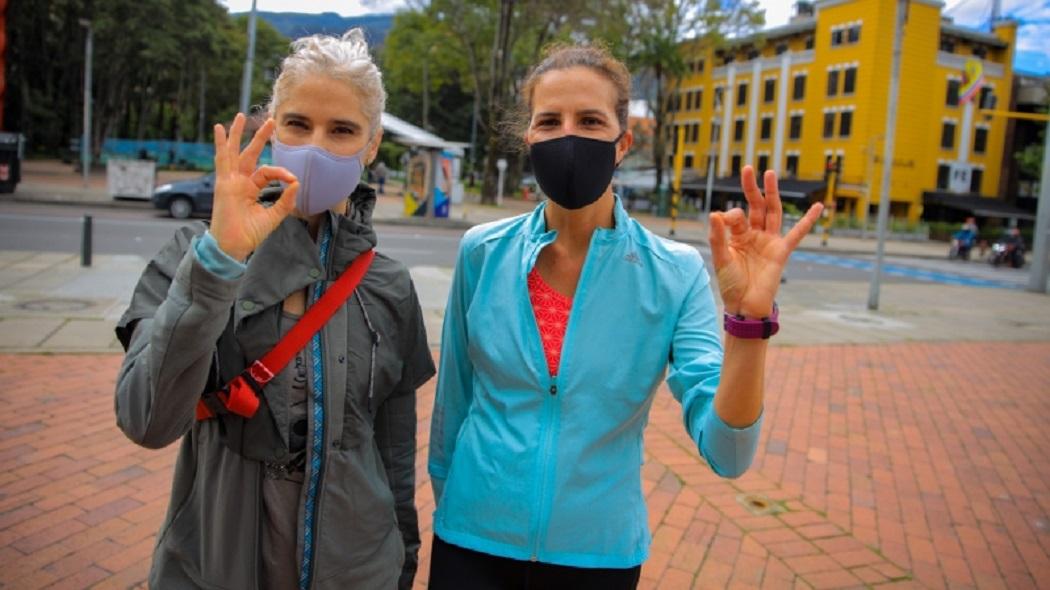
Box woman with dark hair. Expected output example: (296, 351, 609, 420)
(428, 44, 823, 588)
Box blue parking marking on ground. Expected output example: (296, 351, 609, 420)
(789, 251, 1021, 290)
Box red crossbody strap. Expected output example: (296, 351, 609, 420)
(195, 249, 375, 421)
(255, 248, 376, 383)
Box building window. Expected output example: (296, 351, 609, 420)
(731, 155, 742, 176)
(710, 122, 720, 141)
(734, 119, 745, 141)
(714, 87, 724, 108)
(946, 80, 960, 107)
(940, 37, 955, 53)
(707, 156, 718, 172)
(737, 83, 748, 106)
(847, 25, 861, 43)
(831, 29, 844, 46)
(941, 122, 956, 149)
(839, 111, 852, 138)
(823, 112, 836, 138)
(790, 115, 803, 140)
(805, 36, 815, 50)
(974, 46, 987, 59)
(696, 90, 704, 110)
(937, 164, 950, 189)
(979, 87, 994, 109)
(827, 70, 839, 97)
(793, 75, 806, 100)
(764, 79, 776, 103)
(843, 67, 857, 94)
(970, 168, 983, 193)
(760, 117, 772, 140)
(974, 127, 988, 154)
(758, 154, 769, 174)
(786, 154, 799, 177)
(824, 154, 844, 176)
(684, 154, 694, 168)
(697, 59, 705, 73)
(776, 43, 788, 55)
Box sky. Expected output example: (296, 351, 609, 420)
(219, 0, 1049, 74)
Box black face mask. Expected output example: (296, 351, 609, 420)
(529, 134, 622, 210)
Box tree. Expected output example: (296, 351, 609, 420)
(622, 0, 764, 192)
(4, 0, 288, 163)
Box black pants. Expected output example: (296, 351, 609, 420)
(428, 535, 641, 590)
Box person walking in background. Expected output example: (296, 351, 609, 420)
(374, 159, 389, 194)
(114, 29, 433, 590)
(428, 44, 823, 588)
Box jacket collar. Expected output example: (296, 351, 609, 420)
(234, 183, 378, 324)
(525, 194, 630, 243)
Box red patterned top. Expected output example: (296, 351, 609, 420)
(527, 267, 572, 377)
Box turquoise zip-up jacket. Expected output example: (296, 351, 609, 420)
(428, 197, 762, 569)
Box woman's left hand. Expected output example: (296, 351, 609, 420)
(708, 165, 824, 318)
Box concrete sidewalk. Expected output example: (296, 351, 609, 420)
(2, 246, 1049, 355)
(11, 158, 955, 260)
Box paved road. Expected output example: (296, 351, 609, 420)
(0, 202, 463, 268)
(0, 201, 1028, 288)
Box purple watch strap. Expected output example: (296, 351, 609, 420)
(723, 303, 780, 339)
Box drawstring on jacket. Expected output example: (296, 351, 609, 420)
(355, 289, 380, 413)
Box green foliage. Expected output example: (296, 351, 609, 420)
(5, 0, 290, 156)
(376, 140, 408, 170)
(1014, 125, 1045, 179)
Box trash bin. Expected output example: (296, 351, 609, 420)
(0, 132, 24, 194)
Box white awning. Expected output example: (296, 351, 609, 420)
(381, 113, 469, 155)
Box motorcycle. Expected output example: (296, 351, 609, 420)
(989, 238, 1025, 269)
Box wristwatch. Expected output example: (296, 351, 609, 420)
(723, 303, 779, 339)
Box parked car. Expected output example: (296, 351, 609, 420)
(152, 172, 214, 219)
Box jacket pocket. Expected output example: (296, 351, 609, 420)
(340, 301, 404, 449)
(160, 430, 261, 589)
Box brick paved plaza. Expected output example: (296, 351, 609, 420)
(1, 343, 1048, 589)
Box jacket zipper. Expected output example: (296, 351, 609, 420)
(526, 232, 601, 562)
(300, 223, 333, 590)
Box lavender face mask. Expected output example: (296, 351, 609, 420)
(270, 137, 365, 215)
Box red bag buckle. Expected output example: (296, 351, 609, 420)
(195, 361, 270, 421)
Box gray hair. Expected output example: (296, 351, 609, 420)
(267, 28, 386, 137)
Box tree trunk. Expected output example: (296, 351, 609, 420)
(480, 0, 515, 205)
(653, 65, 665, 193)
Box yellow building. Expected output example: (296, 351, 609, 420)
(669, 0, 1017, 223)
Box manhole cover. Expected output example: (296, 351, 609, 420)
(15, 298, 94, 312)
(737, 493, 783, 516)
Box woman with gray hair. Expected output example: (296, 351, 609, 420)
(115, 29, 434, 589)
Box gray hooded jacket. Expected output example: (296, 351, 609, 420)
(115, 184, 435, 589)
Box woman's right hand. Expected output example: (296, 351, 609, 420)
(210, 113, 299, 262)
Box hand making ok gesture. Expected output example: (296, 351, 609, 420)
(209, 113, 300, 262)
(709, 165, 824, 318)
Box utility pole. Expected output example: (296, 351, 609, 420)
(79, 19, 93, 189)
(239, 0, 258, 116)
(1027, 119, 1050, 293)
(868, 0, 907, 311)
(422, 56, 430, 130)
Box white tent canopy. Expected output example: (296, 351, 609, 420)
(380, 113, 469, 155)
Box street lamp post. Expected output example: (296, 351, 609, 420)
(1028, 122, 1050, 293)
(79, 19, 93, 189)
(867, 0, 908, 311)
(239, 0, 258, 116)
